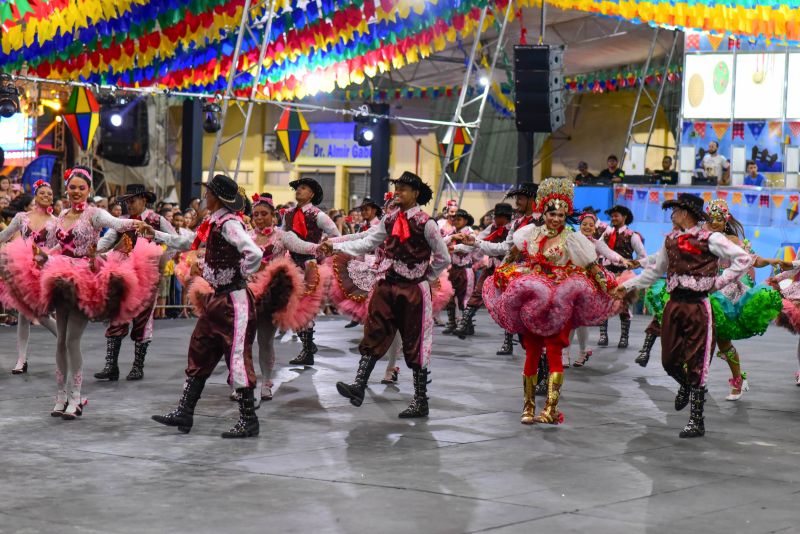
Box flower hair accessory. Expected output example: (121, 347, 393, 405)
(706, 199, 731, 221)
(578, 211, 597, 223)
(446, 199, 458, 208)
(536, 177, 574, 214)
(252, 193, 274, 207)
(383, 191, 394, 202)
(64, 167, 93, 187)
(33, 179, 52, 194)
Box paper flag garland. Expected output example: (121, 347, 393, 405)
(62, 86, 100, 151)
(274, 109, 310, 163)
(712, 122, 729, 139)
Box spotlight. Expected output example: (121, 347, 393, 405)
(478, 75, 489, 87)
(0, 74, 20, 118)
(203, 102, 221, 133)
(353, 109, 380, 147)
(361, 128, 375, 143)
(110, 113, 123, 127)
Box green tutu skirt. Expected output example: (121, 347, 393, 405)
(643, 280, 781, 341)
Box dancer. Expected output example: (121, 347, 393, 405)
(569, 210, 631, 367)
(452, 202, 513, 340)
(320, 171, 450, 418)
(771, 259, 800, 387)
(484, 178, 616, 425)
(1, 167, 160, 419)
(151, 174, 263, 438)
(459, 182, 542, 357)
(283, 177, 340, 366)
(442, 209, 476, 335)
(437, 199, 459, 237)
(0, 180, 58, 374)
(599, 205, 646, 348)
(343, 197, 383, 328)
(615, 193, 752, 438)
(94, 184, 177, 382)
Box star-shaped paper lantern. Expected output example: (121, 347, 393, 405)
(439, 126, 472, 174)
(62, 86, 100, 151)
(274, 109, 310, 162)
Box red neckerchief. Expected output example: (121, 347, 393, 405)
(291, 208, 308, 239)
(515, 215, 532, 229)
(190, 218, 211, 251)
(485, 224, 506, 242)
(607, 227, 619, 250)
(677, 233, 702, 255)
(392, 211, 411, 243)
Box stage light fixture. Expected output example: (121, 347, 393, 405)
(110, 113, 123, 127)
(479, 75, 489, 87)
(0, 74, 20, 118)
(353, 110, 379, 147)
(202, 102, 221, 133)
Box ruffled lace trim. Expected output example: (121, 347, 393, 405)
(667, 275, 715, 292)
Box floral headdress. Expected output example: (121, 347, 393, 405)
(706, 199, 731, 222)
(32, 179, 52, 194)
(446, 199, 458, 209)
(64, 167, 92, 187)
(536, 178, 574, 214)
(578, 211, 597, 223)
(252, 193, 274, 208)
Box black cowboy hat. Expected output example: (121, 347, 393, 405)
(454, 208, 474, 227)
(605, 204, 634, 225)
(289, 177, 324, 205)
(505, 182, 538, 199)
(387, 171, 433, 205)
(357, 197, 383, 218)
(202, 174, 245, 212)
(117, 183, 157, 204)
(662, 193, 708, 221)
(493, 202, 513, 219)
(580, 205, 601, 215)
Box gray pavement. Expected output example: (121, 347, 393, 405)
(0, 312, 799, 534)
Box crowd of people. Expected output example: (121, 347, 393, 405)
(2, 167, 799, 442)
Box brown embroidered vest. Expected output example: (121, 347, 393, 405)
(383, 210, 432, 282)
(203, 215, 247, 291)
(665, 232, 718, 292)
(286, 205, 322, 266)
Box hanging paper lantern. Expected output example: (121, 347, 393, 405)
(62, 86, 100, 151)
(438, 126, 472, 174)
(274, 108, 310, 163)
(788, 202, 799, 222)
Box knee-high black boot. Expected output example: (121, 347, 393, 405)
(336, 353, 379, 406)
(442, 305, 457, 335)
(152, 376, 206, 433)
(679, 386, 706, 438)
(289, 328, 315, 366)
(496, 332, 514, 355)
(399, 367, 429, 418)
(221, 387, 260, 438)
(453, 306, 478, 339)
(618, 316, 631, 348)
(598, 321, 609, 346)
(126, 341, 149, 381)
(635, 333, 657, 367)
(95, 335, 123, 381)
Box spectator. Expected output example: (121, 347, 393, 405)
(0, 176, 11, 196)
(53, 198, 64, 216)
(597, 155, 625, 183)
(11, 183, 22, 200)
(743, 160, 766, 187)
(109, 202, 123, 218)
(648, 155, 678, 185)
(0, 195, 9, 211)
(699, 141, 730, 185)
(159, 205, 174, 225)
(94, 196, 108, 210)
(575, 161, 596, 185)
(480, 211, 493, 230)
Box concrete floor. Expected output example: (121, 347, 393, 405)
(0, 313, 799, 534)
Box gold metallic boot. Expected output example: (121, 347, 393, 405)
(521, 374, 536, 425)
(533, 372, 565, 424)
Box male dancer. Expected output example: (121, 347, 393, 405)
(95, 184, 177, 381)
(320, 172, 450, 418)
(458, 183, 542, 356)
(615, 193, 751, 438)
(437, 199, 459, 237)
(599, 205, 646, 348)
(150, 174, 263, 438)
(283, 177, 340, 365)
(452, 202, 512, 340)
(442, 209, 476, 335)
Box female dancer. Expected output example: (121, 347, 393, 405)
(0, 181, 57, 374)
(483, 178, 617, 425)
(568, 210, 631, 368)
(1, 167, 160, 418)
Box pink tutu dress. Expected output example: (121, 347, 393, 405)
(483, 224, 617, 337)
(2, 206, 162, 322)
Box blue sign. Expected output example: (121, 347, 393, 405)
(299, 122, 371, 162)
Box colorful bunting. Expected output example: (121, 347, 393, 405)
(732, 122, 745, 140)
(748, 122, 766, 138)
(711, 122, 729, 140)
(772, 194, 785, 208)
(693, 122, 707, 138)
(663, 191, 675, 201)
(789, 122, 800, 139)
(732, 192, 743, 205)
(274, 109, 310, 163)
(648, 190, 660, 203)
(716, 190, 728, 199)
(760, 194, 770, 208)
(702, 191, 713, 202)
(769, 121, 782, 138)
(788, 202, 799, 222)
(61, 86, 100, 151)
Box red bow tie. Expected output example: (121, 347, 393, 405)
(391, 211, 411, 243)
(516, 215, 532, 229)
(191, 219, 211, 251)
(607, 228, 619, 250)
(677, 234, 702, 255)
(292, 210, 308, 239)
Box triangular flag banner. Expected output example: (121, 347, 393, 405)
(769, 121, 782, 138)
(732, 192, 743, 204)
(636, 189, 647, 200)
(712, 122, 729, 139)
(789, 122, 800, 138)
(693, 122, 707, 138)
(760, 194, 770, 207)
(702, 191, 713, 202)
(707, 34, 724, 51)
(686, 33, 701, 50)
(788, 202, 799, 222)
(748, 122, 766, 138)
(663, 191, 676, 201)
(682, 121, 693, 136)
(625, 189, 634, 200)
(732, 122, 745, 139)
(614, 186, 625, 199)
(649, 191, 660, 203)
(781, 246, 797, 261)
(773, 194, 785, 208)
(744, 193, 757, 205)
(790, 195, 799, 203)
(717, 190, 729, 199)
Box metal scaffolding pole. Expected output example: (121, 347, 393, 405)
(206, 0, 274, 182)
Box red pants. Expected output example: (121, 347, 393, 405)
(521, 325, 571, 377)
(106, 298, 156, 342)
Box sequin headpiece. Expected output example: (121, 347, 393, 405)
(536, 178, 574, 214)
(706, 199, 731, 221)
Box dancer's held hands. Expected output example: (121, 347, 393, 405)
(452, 233, 476, 246)
(610, 286, 629, 300)
(318, 240, 333, 256)
(33, 244, 48, 267)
